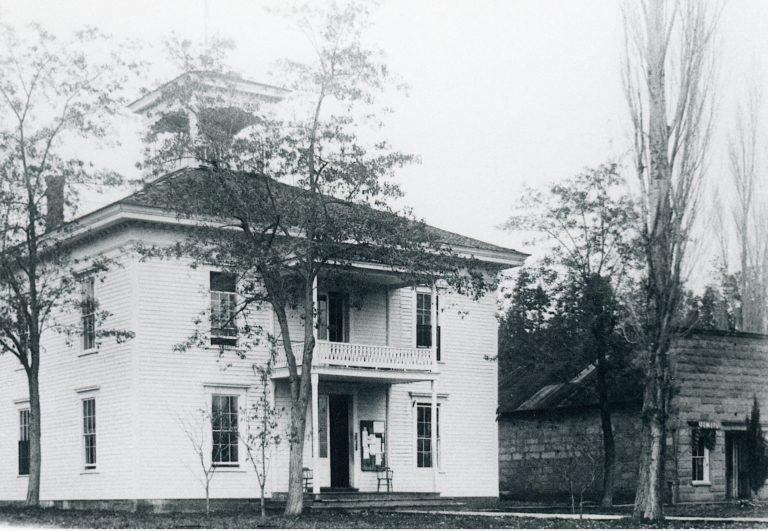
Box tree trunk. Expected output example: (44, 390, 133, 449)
(632, 370, 665, 520)
(596, 359, 615, 508)
(205, 483, 210, 514)
(283, 396, 309, 516)
(25, 370, 41, 507)
(633, 0, 672, 521)
(260, 484, 266, 520)
(260, 439, 267, 520)
(267, 275, 316, 517)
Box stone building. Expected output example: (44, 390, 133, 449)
(498, 330, 768, 503)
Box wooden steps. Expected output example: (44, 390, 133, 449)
(271, 491, 460, 510)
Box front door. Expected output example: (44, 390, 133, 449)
(726, 431, 750, 499)
(329, 394, 350, 488)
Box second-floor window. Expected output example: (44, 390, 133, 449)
(81, 277, 96, 351)
(416, 293, 432, 348)
(211, 394, 239, 466)
(210, 272, 237, 346)
(18, 409, 29, 476)
(82, 398, 97, 470)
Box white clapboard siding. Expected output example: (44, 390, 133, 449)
(0, 230, 138, 501)
(1, 223, 501, 501)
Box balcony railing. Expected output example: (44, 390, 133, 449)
(274, 340, 434, 372)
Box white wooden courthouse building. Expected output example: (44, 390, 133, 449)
(0, 75, 526, 508)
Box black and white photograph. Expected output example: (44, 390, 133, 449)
(0, 0, 767, 528)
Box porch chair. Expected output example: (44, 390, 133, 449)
(376, 466, 393, 493)
(302, 467, 313, 493)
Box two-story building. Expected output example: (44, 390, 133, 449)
(0, 169, 525, 508)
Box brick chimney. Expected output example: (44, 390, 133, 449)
(44, 175, 65, 230)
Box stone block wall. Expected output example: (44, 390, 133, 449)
(498, 407, 641, 502)
(671, 332, 768, 502)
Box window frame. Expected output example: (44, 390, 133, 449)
(81, 276, 97, 353)
(691, 428, 711, 485)
(415, 291, 432, 349)
(82, 397, 97, 470)
(210, 272, 238, 347)
(18, 408, 30, 476)
(414, 402, 441, 470)
(211, 394, 240, 467)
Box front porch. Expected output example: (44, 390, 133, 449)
(269, 267, 442, 497)
(271, 374, 442, 498)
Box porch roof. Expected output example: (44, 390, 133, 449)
(271, 364, 437, 384)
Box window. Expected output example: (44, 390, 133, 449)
(82, 398, 96, 469)
(210, 272, 237, 346)
(18, 409, 29, 476)
(416, 403, 440, 468)
(211, 394, 238, 465)
(81, 277, 96, 351)
(692, 428, 713, 483)
(416, 293, 432, 348)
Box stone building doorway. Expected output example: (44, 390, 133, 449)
(725, 431, 750, 499)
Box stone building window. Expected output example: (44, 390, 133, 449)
(691, 427, 714, 484)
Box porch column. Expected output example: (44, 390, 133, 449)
(311, 372, 320, 495)
(431, 282, 438, 366)
(430, 282, 439, 493)
(430, 379, 438, 493)
(385, 384, 391, 467)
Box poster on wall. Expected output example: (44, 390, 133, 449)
(360, 420, 386, 471)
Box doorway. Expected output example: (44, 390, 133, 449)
(317, 292, 349, 342)
(328, 394, 350, 488)
(726, 431, 750, 499)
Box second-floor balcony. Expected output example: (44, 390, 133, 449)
(274, 340, 435, 374)
(269, 270, 439, 382)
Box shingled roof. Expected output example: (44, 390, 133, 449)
(115, 166, 527, 259)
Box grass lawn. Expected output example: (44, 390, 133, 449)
(0, 506, 766, 529)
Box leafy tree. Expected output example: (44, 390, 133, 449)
(502, 163, 640, 507)
(745, 397, 768, 497)
(136, 2, 494, 515)
(0, 23, 138, 505)
(498, 266, 558, 378)
(676, 284, 737, 332)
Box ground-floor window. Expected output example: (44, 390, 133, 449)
(18, 409, 29, 476)
(691, 427, 714, 483)
(211, 394, 239, 465)
(82, 398, 97, 469)
(416, 403, 440, 468)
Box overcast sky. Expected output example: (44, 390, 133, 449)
(2, 0, 768, 274)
